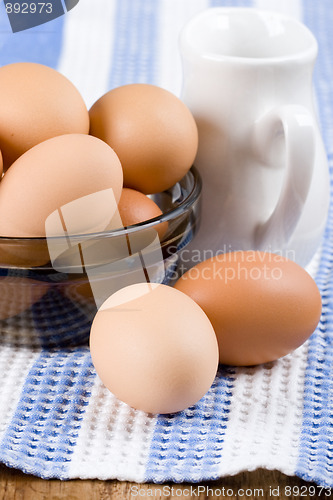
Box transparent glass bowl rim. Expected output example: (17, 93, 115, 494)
(0, 166, 202, 244)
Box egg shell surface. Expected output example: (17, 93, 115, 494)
(118, 188, 168, 240)
(89, 282, 219, 414)
(174, 251, 322, 366)
(0, 62, 89, 169)
(89, 84, 198, 194)
(0, 134, 123, 237)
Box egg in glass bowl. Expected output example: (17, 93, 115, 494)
(0, 166, 201, 348)
(0, 65, 201, 349)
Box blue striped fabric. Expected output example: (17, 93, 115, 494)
(108, 0, 159, 88)
(210, 0, 252, 6)
(297, 0, 333, 486)
(0, 348, 95, 478)
(0, 2, 64, 67)
(145, 366, 235, 483)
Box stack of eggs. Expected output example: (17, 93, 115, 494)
(0, 63, 322, 415)
(0, 62, 198, 241)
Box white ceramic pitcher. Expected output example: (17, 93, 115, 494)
(179, 8, 330, 267)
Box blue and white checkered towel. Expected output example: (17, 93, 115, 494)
(0, 0, 332, 487)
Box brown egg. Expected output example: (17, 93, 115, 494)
(0, 134, 123, 238)
(0, 238, 50, 268)
(89, 84, 198, 194)
(90, 283, 218, 414)
(174, 251, 322, 366)
(0, 149, 3, 177)
(118, 188, 168, 239)
(0, 62, 89, 170)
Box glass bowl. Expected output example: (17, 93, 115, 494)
(0, 167, 202, 348)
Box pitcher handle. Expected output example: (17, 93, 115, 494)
(253, 105, 315, 251)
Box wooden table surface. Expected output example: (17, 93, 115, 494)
(0, 463, 322, 499)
